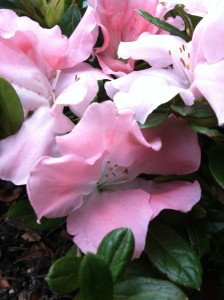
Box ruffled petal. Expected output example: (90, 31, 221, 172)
(27, 152, 105, 220)
(56, 101, 155, 167)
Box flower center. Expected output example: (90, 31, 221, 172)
(97, 160, 129, 192)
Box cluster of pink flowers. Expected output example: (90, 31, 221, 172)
(1, 0, 223, 257)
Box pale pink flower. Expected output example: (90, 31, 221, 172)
(88, 0, 183, 76)
(0, 8, 97, 185)
(110, 7, 224, 125)
(27, 101, 201, 257)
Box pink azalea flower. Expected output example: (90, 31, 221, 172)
(110, 7, 224, 125)
(27, 101, 201, 257)
(88, 0, 183, 76)
(0, 8, 97, 185)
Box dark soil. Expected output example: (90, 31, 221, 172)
(0, 180, 73, 300)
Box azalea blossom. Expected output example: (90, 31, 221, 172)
(0, 8, 98, 185)
(108, 7, 224, 125)
(88, 0, 184, 76)
(27, 101, 201, 257)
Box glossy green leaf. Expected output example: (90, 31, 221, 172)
(59, 3, 82, 37)
(145, 222, 202, 289)
(114, 277, 187, 300)
(0, 77, 24, 139)
(139, 112, 169, 129)
(79, 252, 113, 300)
(46, 250, 81, 294)
(97, 228, 134, 282)
(184, 220, 209, 257)
(124, 291, 185, 300)
(136, 9, 190, 41)
(171, 103, 215, 118)
(7, 199, 65, 232)
(209, 146, 224, 189)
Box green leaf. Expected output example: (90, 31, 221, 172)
(184, 220, 209, 257)
(59, 3, 82, 37)
(174, 5, 202, 37)
(145, 221, 202, 290)
(139, 112, 169, 129)
(114, 277, 187, 300)
(79, 252, 113, 300)
(46, 250, 81, 294)
(0, 77, 24, 139)
(124, 258, 161, 280)
(189, 123, 224, 141)
(97, 228, 134, 282)
(136, 9, 190, 42)
(171, 103, 215, 118)
(209, 146, 224, 189)
(124, 291, 186, 300)
(7, 199, 65, 232)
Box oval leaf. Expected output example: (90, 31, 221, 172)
(145, 222, 202, 290)
(97, 228, 134, 282)
(0, 77, 24, 139)
(79, 252, 113, 300)
(114, 277, 187, 300)
(209, 146, 224, 189)
(7, 199, 65, 232)
(46, 253, 81, 294)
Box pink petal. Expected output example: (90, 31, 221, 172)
(0, 39, 51, 115)
(88, 0, 169, 75)
(118, 32, 185, 68)
(50, 104, 74, 134)
(0, 107, 58, 185)
(56, 101, 154, 166)
(193, 61, 224, 125)
(55, 62, 111, 117)
(0, 9, 68, 77)
(27, 152, 105, 221)
(142, 114, 201, 175)
(113, 70, 183, 123)
(118, 178, 201, 218)
(147, 180, 201, 218)
(67, 189, 153, 258)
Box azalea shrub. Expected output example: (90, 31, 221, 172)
(0, 0, 224, 299)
